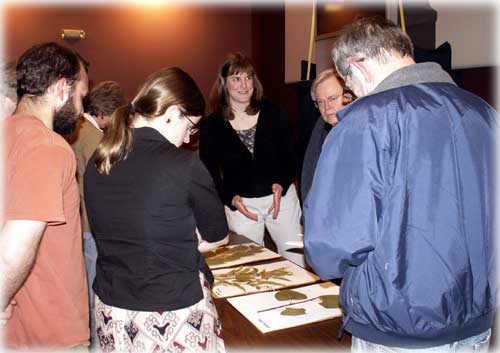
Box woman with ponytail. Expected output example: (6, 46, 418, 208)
(84, 67, 228, 353)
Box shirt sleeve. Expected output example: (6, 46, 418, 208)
(188, 156, 229, 243)
(304, 113, 390, 280)
(6, 144, 71, 224)
(199, 118, 236, 209)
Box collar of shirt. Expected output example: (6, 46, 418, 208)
(83, 113, 102, 131)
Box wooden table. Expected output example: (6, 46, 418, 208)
(211, 233, 497, 352)
(211, 232, 351, 351)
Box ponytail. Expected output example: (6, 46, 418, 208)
(94, 67, 204, 175)
(94, 104, 134, 175)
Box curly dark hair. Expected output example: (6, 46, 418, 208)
(16, 42, 82, 99)
(94, 67, 205, 174)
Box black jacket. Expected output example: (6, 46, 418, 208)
(300, 117, 332, 204)
(199, 101, 297, 210)
(84, 127, 228, 311)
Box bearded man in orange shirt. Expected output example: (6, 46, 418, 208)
(0, 42, 90, 351)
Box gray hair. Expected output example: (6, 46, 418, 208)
(1, 60, 17, 102)
(310, 69, 342, 101)
(331, 16, 413, 79)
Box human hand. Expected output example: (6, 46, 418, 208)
(0, 299, 17, 328)
(268, 183, 283, 219)
(232, 195, 258, 221)
(195, 227, 202, 243)
(195, 227, 207, 251)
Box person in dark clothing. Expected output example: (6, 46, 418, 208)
(84, 67, 229, 353)
(199, 52, 304, 267)
(300, 69, 348, 205)
(304, 16, 497, 351)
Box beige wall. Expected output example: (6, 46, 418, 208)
(430, 1, 497, 68)
(284, 3, 315, 83)
(285, 1, 497, 83)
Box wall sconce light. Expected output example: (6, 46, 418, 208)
(61, 29, 86, 40)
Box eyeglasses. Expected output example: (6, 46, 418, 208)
(313, 95, 343, 110)
(343, 58, 364, 91)
(342, 92, 355, 104)
(343, 64, 354, 91)
(184, 115, 199, 135)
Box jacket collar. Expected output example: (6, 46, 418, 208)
(371, 62, 456, 95)
(337, 62, 456, 122)
(133, 127, 174, 146)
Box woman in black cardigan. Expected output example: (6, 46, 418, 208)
(199, 52, 304, 267)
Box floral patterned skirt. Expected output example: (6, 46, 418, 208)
(94, 273, 226, 353)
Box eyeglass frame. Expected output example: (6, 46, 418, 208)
(313, 94, 344, 110)
(342, 57, 365, 91)
(313, 91, 355, 109)
(183, 115, 199, 135)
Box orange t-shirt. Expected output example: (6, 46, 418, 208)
(3, 114, 89, 349)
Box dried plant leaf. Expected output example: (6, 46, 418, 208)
(275, 289, 308, 301)
(318, 295, 339, 308)
(213, 280, 246, 292)
(280, 308, 306, 316)
(213, 265, 294, 292)
(255, 280, 284, 287)
(204, 244, 268, 266)
(203, 246, 229, 259)
(235, 273, 252, 282)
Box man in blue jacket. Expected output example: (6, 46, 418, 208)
(304, 16, 497, 351)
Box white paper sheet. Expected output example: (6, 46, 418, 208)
(227, 282, 342, 333)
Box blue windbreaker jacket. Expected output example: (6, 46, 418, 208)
(304, 63, 498, 348)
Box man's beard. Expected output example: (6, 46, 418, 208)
(53, 98, 79, 135)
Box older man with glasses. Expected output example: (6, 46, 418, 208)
(300, 69, 352, 205)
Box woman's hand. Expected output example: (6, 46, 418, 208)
(196, 227, 230, 253)
(232, 195, 258, 221)
(268, 183, 283, 219)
